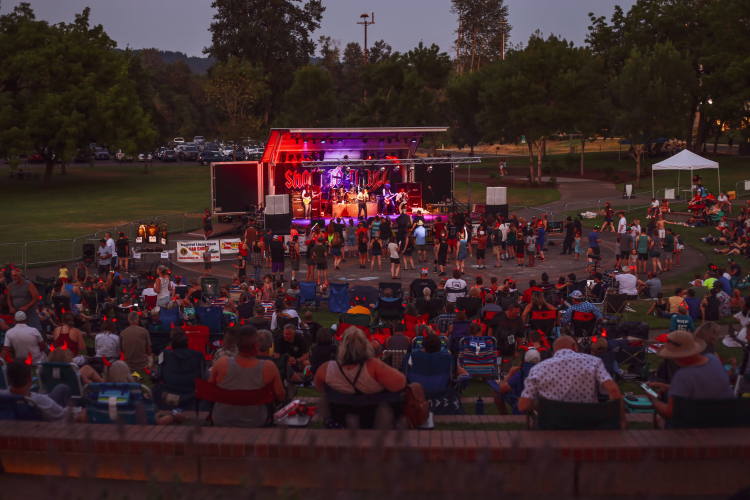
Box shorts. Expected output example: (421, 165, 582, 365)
(272, 262, 284, 272)
(620, 251, 629, 260)
(371, 248, 382, 256)
(457, 251, 467, 261)
(204, 262, 212, 270)
(390, 258, 400, 264)
(306, 257, 316, 266)
(638, 252, 648, 261)
(291, 260, 300, 271)
(648, 250, 661, 259)
(347, 236, 356, 247)
(629, 265, 637, 272)
(331, 247, 342, 256)
(438, 258, 447, 266)
(61, 277, 67, 283)
(658, 229, 666, 238)
(525, 249, 535, 256)
(493, 247, 501, 255)
(416, 244, 426, 252)
(403, 249, 413, 256)
(476, 249, 486, 259)
(447, 239, 457, 248)
(264, 250, 272, 258)
(204, 225, 213, 232)
(663, 252, 673, 261)
(604, 217, 613, 223)
(316, 262, 327, 270)
(592, 247, 600, 256)
(516, 252, 524, 259)
(98, 264, 110, 275)
(675, 244, 684, 250)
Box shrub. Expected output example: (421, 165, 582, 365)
(548, 177, 557, 184)
(489, 172, 498, 180)
(542, 166, 551, 175)
(612, 175, 622, 183)
(531, 181, 539, 188)
(604, 166, 614, 178)
(518, 181, 526, 188)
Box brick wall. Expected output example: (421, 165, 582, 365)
(1, 422, 750, 496)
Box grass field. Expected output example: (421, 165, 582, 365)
(1, 164, 210, 244)
(453, 181, 560, 206)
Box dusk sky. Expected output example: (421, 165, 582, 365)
(3, 0, 637, 58)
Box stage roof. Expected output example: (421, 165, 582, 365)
(262, 127, 449, 164)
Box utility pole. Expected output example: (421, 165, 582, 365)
(357, 12, 374, 101)
(500, 17, 507, 60)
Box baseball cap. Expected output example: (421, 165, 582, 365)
(570, 290, 584, 299)
(524, 350, 541, 364)
(439, 279, 446, 284)
(621, 266, 629, 273)
(420, 267, 428, 275)
(14, 311, 26, 322)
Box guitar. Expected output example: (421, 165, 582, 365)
(382, 192, 396, 205)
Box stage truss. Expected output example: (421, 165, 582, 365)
(300, 157, 482, 168)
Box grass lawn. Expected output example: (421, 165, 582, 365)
(453, 181, 561, 207)
(1, 164, 210, 244)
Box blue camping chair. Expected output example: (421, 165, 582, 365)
(37, 362, 84, 400)
(298, 282, 318, 310)
(0, 394, 43, 421)
(83, 383, 157, 425)
(349, 285, 379, 309)
(411, 335, 450, 353)
(448, 320, 472, 352)
(159, 307, 181, 331)
(0, 358, 7, 390)
(403, 351, 465, 415)
(195, 307, 223, 334)
(488, 361, 535, 414)
(328, 283, 350, 313)
(148, 326, 171, 357)
(458, 336, 498, 378)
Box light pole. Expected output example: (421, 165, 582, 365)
(357, 12, 374, 101)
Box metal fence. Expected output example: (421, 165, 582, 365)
(5, 212, 206, 269)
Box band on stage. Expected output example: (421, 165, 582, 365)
(296, 182, 412, 218)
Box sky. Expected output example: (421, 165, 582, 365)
(2, 0, 637, 58)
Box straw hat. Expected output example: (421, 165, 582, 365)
(655, 330, 706, 359)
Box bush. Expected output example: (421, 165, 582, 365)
(604, 166, 614, 178)
(564, 153, 577, 168)
(489, 172, 498, 180)
(612, 175, 622, 183)
(531, 181, 539, 187)
(548, 177, 557, 184)
(518, 181, 526, 188)
(542, 166, 551, 175)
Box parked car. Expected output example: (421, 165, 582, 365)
(179, 145, 199, 161)
(28, 153, 45, 164)
(94, 147, 110, 160)
(173, 137, 185, 144)
(161, 150, 177, 162)
(204, 142, 220, 152)
(138, 153, 153, 161)
(193, 136, 205, 145)
(116, 150, 134, 162)
(197, 151, 228, 166)
(230, 149, 247, 161)
(74, 151, 91, 163)
(247, 153, 262, 161)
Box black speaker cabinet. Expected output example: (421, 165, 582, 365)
(265, 213, 293, 234)
(485, 204, 509, 220)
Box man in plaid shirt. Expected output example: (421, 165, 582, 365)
(561, 290, 603, 326)
(436, 303, 456, 334)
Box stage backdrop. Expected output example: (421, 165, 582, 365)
(415, 164, 452, 204)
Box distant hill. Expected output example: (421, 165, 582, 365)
(117, 48, 215, 74)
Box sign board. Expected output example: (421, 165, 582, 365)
(664, 189, 675, 200)
(176, 240, 219, 263)
(744, 181, 750, 191)
(219, 239, 241, 255)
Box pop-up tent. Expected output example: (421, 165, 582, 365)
(651, 149, 719, 198)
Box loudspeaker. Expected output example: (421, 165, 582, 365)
(265, 194, 290, 215)
(486, 187, 507, 205)
(485, 204, 509, 220)
(265, 213, 293, 232)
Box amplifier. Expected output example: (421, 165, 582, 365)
(485, 204, 509, 220)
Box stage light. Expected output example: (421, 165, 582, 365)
(320, 139, 326, 144)
(427, 165, 433, 172)
(408, 166, 414, 172)
(344, 155, 349, 159)
(303, 139, 308, 144)
(411, 138, 417, 143)
(338, 139, 343, 143)
(380, 166, 385, 172)
(345, 166, 351, 173)
(394, 166, 400, 172)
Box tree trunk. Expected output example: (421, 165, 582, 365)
(636, 146, 642, 190)
(580, 138, 585, 176)
(537, 140, 544, 183)
(144, 159, 149, 174)
(61, 161, 67, 175)
(541, 136, 547, 160)
(694, 111, 706, 153)
(470, 29, 477, 73)
(456, 17, 461, 73)
(43, 161, 55, 189)
(712, 122, 722, 154)
(527, 141, 535, 183)
(685, 101, 697, 152)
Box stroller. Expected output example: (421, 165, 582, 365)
(81, 243, 96, 267)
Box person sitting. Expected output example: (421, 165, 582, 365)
(646, 330, 734, 426)
(409, 268, 437, 299)
(154, 328, 207, 387)
(416, 288, 443, 320)
(494, 349, 542, 414)
(700, 287, 722, 321)
(120, 311, 153, 372)
(560, 291, 603, 328)
(417, 333, 468, 378)
(519, 330, 551, 360)
(208, 326, 285, 427)
(303, 311, 323, 344)
(518, 336, 623, 426)
(0, 359, 70, 421)
(521, 290, 557, 325)
(51, 312, 87, 357)
(93, 319, 120, 359)
(610, 266, 638, 299)
(670, 306, 695, 332)
(637, 272, 662, 299)
(436, 303, 457, 334)
(479, 294, 502, 321)
(688, 192, 706, 212)
(118, 293, 142, 314)
(247, 305, 272, 331)
(383, 323, 412, 352)
(1, 311, 47, 365)
(47, 348, 102, 385)
(236, 292, 255, 319)
(310, 328, 337, 375)
(446, 310, 468, 336)
(274, 323, 309, 372)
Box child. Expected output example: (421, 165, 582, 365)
(586, 248, 595, 273)
(203, 247, 212, 276)
(674, 232, 684, 266)
(261, 275, 274, 301)
(573, 232, 582, 260)
(490, 276, 499, 294)
(646, 292, 668, 315)
(476, 231, 487, 269)
(614, 235, 621, 269)
(515, 231, 525, 268)
(59, 263, 68, 283)
(275, 280, 285, 299)
(233, 253, 246, 280)
(525, 230, 536, 268)
(628, 249, 638, 274)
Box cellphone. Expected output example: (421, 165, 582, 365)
(638, 382, 659, 398)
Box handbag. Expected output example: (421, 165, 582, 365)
(404, 383, 429, 429)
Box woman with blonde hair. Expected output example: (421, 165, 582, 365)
(521, 290, 557, 324)
(47, 348, 102, 385)
(330, 232, 344, 270)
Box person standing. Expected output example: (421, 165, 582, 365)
(153, 265, 174, 308)
(662, 228, 675, 272)
(588, 226, 601, 256)
(536, 222, 546, 262)
(618, 225, 633, 269)
(302, 188, 312, 218)
(313, 237, 329, 285)
(601, 205, 615, 233)
(388, 236, 401, 279)
(289, 235, 300, 281)
(636, 229, 649, 275)
(617, 212, 628, 236)
(202, 208, 213, 239)
(116, 232, 130, 273)
(476, 230, 488, 269)
(728, 135, 734, 154)
(414, 220, 427, 263)
(525, 230, 537, 268)
(97, 239, 112, 276)
(203, 246, 213, 276)
(270, 236, 287, 282)
(561, 216, 575, 255)
(1, 311, 46, 365)
(120, 311, 153, 372)
(105, 232, 117, 269)
(446, 217, 459, 259)
(263, 229, 274, 269)
(649, 229, 663, 274)
(7, 270, 42, 334)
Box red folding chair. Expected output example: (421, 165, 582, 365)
(144, 294, 157, 310)
(571, 311, 597, 338)
(183, 325, 210, 358)
(0, 315, 15, 328)
(404, 313, 428, 340)
(530, 309, 557, 339)
(194, 378, 275, 425)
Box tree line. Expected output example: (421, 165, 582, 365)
(1, 0, 748, 189)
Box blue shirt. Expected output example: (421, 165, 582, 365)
(717, 277, 732, 295)
(561, 301, 603, 326)
(414, 226, 427, 245)
(536, 227, 546, 245)
(684, 297, 701, 321)
(588, 231, 600, 248)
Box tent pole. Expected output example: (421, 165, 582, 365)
(718, 167, 721, 194)
(652, 168, 655, 199)
(678, 170, 680, 199)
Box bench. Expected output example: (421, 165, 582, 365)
(664, 211, 737, 224)
(9, 172, 39, 180)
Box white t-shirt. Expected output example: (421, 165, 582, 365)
(651, 200, 660, 208)
(719, 195, 728, 203)
(3, 324, 45, 365)
(727, 311, 750, 347)
(617, 217, 627, 233)
(630, 225, 641, 239)
(445, 278, 467, 303)
(0, 390, 67, 422)
(106, 238, 116, 259)
(616, 273, 638, 296)
(270, 308, 300, 330)
(499, 224, 509, 242)
(388, 242, 400, 259)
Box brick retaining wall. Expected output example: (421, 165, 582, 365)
(1, 422, 750, 496)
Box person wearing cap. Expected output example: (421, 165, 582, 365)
(608, 266, 638, 299)
(560, 290, 603, 327)
(409, 267, 437, 299)
(119, 293, 142, 314)
(413, 220, 428, 263)
(1, 311, 47, 365)
(646, 330, 734, 423)
(518, 336, 623, 419)
(475, 229, 488, 269)
(490, 349, 540, 415)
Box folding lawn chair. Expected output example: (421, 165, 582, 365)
(497, 290, 520, 311)
(194, 378, 276, 426)
(328, 283, 350, 313)
(201, 277, 220, 298)
(488, 361, 535, 415)
(379, 282, 403, 300)
(412, 335, 450, 353)
(37, 362, 84, 400)
(336, 313, 373, 341)
(403, 350, 464, 416)
(323, 385, 404, 429)
(458, 336, 498, 378)
(195, 307, 223, 334)
(527, 398, 621, 430)
(605, 293, 629, 315)
(404, 313, 429, 339)
(52, 296, 72, 323)
(297, 282, 318, 310)
(159, 306, 181, 331)
(0, 394, 43, 421)
(448, 320, 472, 352)
(80, 290, 99, 315)
(0, 358, 8, 390)
(382, 350, 407, 371)
(529, 309, 558, 340)
(144, 294, 157, 310)
(375, 298, 404, 325)
(456, 296, 483, 320)
(183, 325, 210, 357)
(570, 311, 597, 345)
(83, 383, 157, 425)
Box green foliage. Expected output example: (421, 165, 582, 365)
(563, 153, 577, 168)
(604, 166, 614, 178)
(0, 4, 157, 187)
(446, 72, 483, 154)
(518, 181, 526, 188)
(273, 65, 337, 128)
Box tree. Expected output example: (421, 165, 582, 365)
(205, 0, 325, 125)
(204, 57, 268, 158)
(478, 33, 589, 182)
(445, 72, 483, 155)
(611, 43, 695, 188)
(369, 40, 392, 64)
(0, 4, 157, 188)
(451, 0, 511, 74)
(568, 55, 609, 175)
(273, 65, 337, 128)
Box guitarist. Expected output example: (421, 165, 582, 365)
(396, 189, 409, 214)
(356, 188, 369, 219)
(302, 189, 312, 218)
(381, 183, 395, 216)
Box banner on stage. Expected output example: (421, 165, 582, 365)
(176, 240, 220, 263)
(219, 239, 242, 255)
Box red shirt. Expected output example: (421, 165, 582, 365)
(522, 286, 542, 304)
(435, 222, 445, 237)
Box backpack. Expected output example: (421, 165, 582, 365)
(404, 383, 430, 429)
(494, 325, 518, 358)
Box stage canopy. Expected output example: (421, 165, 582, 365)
(651, 149, 720, 195)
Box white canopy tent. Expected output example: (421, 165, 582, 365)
(651, 149, 720, 199)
